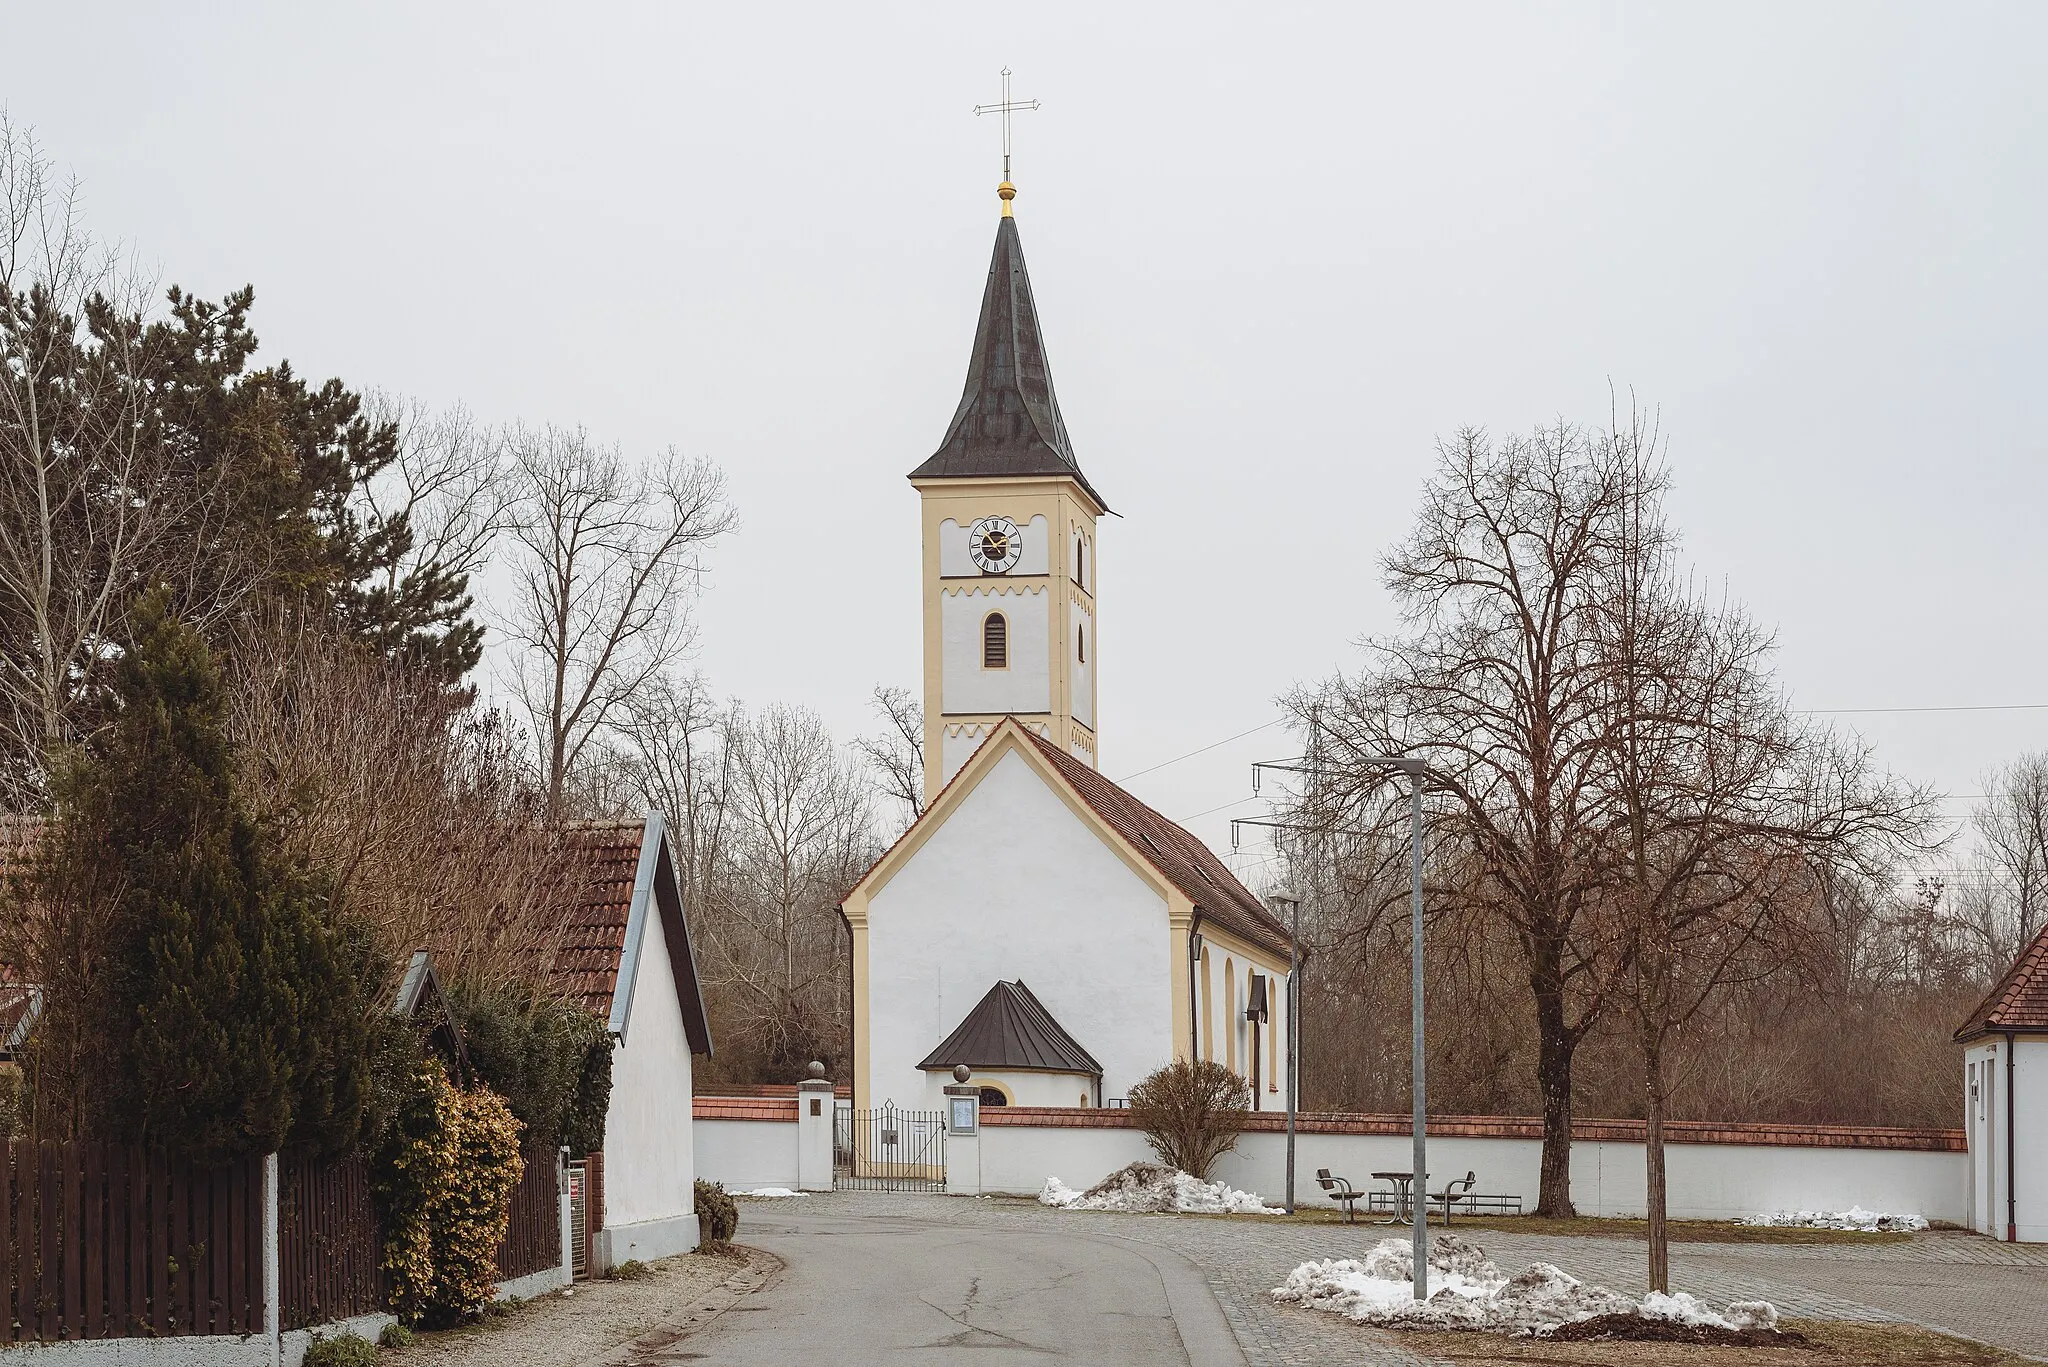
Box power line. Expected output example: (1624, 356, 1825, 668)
(1116, 718, 1287, 783)
(1173, 795, 1260, 823)
(1803, 703, 2048, 715)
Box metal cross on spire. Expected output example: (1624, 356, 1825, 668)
(974, 66, 1040, 191)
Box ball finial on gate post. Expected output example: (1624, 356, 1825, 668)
(952, 1064, 972, 1084)
(808, 1060, 826, 1080)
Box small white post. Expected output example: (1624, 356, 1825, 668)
(263, 1153, 281, 1367)
(557, 1147, 575, 1287)
(796, 1062, 836, 1192)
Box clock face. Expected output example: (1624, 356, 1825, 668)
(968, 516, 1023, 574)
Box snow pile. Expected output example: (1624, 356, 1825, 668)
(1039, 1162, 1283, 1215)
(730, 1187, 805, 1198)
(1737, 1207, 1926, 1232)
(1271, 1235, 1779, 1337)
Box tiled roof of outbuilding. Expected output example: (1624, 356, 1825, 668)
(1956, 921, 2048, 1040)
(545, 821, 648, 1019)
(1018, 730, 1294, 963)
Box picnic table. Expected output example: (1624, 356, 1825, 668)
(1369, 1171, 1426, 1224)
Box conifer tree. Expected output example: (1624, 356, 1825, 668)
(60, 588, 373, 1160)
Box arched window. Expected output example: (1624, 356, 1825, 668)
(1077, 624, 1086, 664)
(1199, 948, 1213, 1062)
(982, 612, 1007, 669)
(978, 1086, 1008, 1108)
(1075, 534, 1085, 589)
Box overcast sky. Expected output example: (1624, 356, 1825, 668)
(8, 2, 2046, 879)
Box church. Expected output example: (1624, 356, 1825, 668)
(841, 176, 1296, 1114)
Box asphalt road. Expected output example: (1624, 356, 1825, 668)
(691, 1201, 1247, 1366)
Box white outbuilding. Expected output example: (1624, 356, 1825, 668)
(1956, 921, 2048, 1242)
(552, 814, 714, 1270)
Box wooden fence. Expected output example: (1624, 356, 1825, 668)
(494, 1140, 561, 1281)
(0, 1138, 567, 1343)
(278, 1152, 383, 1330)
(0, 1140, 265, 1341)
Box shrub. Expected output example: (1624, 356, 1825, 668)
(376, 1321, 414, 1348)
(368, 1056, 526, 1326)
(36, 590, 376, 1160)
(607, 1258, 648, 1281)
(453, 984, 614, 1154)
(301, 1331, 378, 1367)
(428, 1083, 525, 1321)
(695, 1179, 739, 1245)
(1126, 1059, 1251, 1180)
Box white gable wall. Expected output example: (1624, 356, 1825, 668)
(867, 748, 1173, 1109)
(599, 906, 699, 1262)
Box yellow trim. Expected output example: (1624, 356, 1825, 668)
(1200, 947, 1213, 1062)
(917, 475, 1102, 801)
(1169, 893, 1195, 1063)
(850, 915, 871, 1112)
(972, 1078, 1016, 1106)
(848, 718, 1169, 909)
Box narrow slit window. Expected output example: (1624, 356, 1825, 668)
(1075, 534, 1085, 589)
(983, 612, 1008, 669)
(1077, 625, 1086, 663)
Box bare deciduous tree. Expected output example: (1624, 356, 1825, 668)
(227, 615, 583, 999)
(1284, 421, 1648, 1216)
(697, 704, 875, 1079)
(606, 671, 732, 915)
(500, 426, 734, 817)
(352, 393, 520, 679)
(854, 684, 924, 833)
(1965, 754, 2048, 969)
(0, 117, 231, 802)
(1594, 452, 1931, 1286)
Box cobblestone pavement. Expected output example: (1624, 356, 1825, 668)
(755, 1192, 2048, 1365)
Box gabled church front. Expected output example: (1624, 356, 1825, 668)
(843, 177, 1295, 1114)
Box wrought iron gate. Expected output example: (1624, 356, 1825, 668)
(567, 1161, 589, 1279)
(834, 1102, 947, 1191)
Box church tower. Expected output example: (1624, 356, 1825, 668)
(910, 180, 1108, 801)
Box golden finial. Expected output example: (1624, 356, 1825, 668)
(975, 68, 1039, 219)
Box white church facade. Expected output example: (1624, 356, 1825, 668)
(841, 177, 1295, 1115)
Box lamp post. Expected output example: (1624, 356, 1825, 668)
(1242, 754, 1433, 1300)
(1269, 891, 1301, 1215)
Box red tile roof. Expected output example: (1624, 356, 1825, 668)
(1018, 731, 1295, 962)
(977, 1107, 1966, 1152)
(544, 822, 648, 1019)
(694, 1096, 799, 1122)
(1956, 921, 2048, 1040)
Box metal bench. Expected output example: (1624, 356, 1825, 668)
(1314, 1168, 1371, 1223)
(1362, 1172, 1523, 1223)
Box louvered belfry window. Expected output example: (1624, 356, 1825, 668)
(983, 612, 1008, 668)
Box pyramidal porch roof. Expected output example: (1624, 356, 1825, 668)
(918, 979, 1102, 1076)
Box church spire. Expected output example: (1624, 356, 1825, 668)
(909, 211, 1109, 512)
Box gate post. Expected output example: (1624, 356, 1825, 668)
(944, 1067, 982, 1196)
(797, 1061, 836, 1191)
(262, 1152, 281, 1367)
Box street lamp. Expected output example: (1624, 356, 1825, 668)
(1267, 889, 1301, 1216)
(1240, 754, 1434, 1301)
